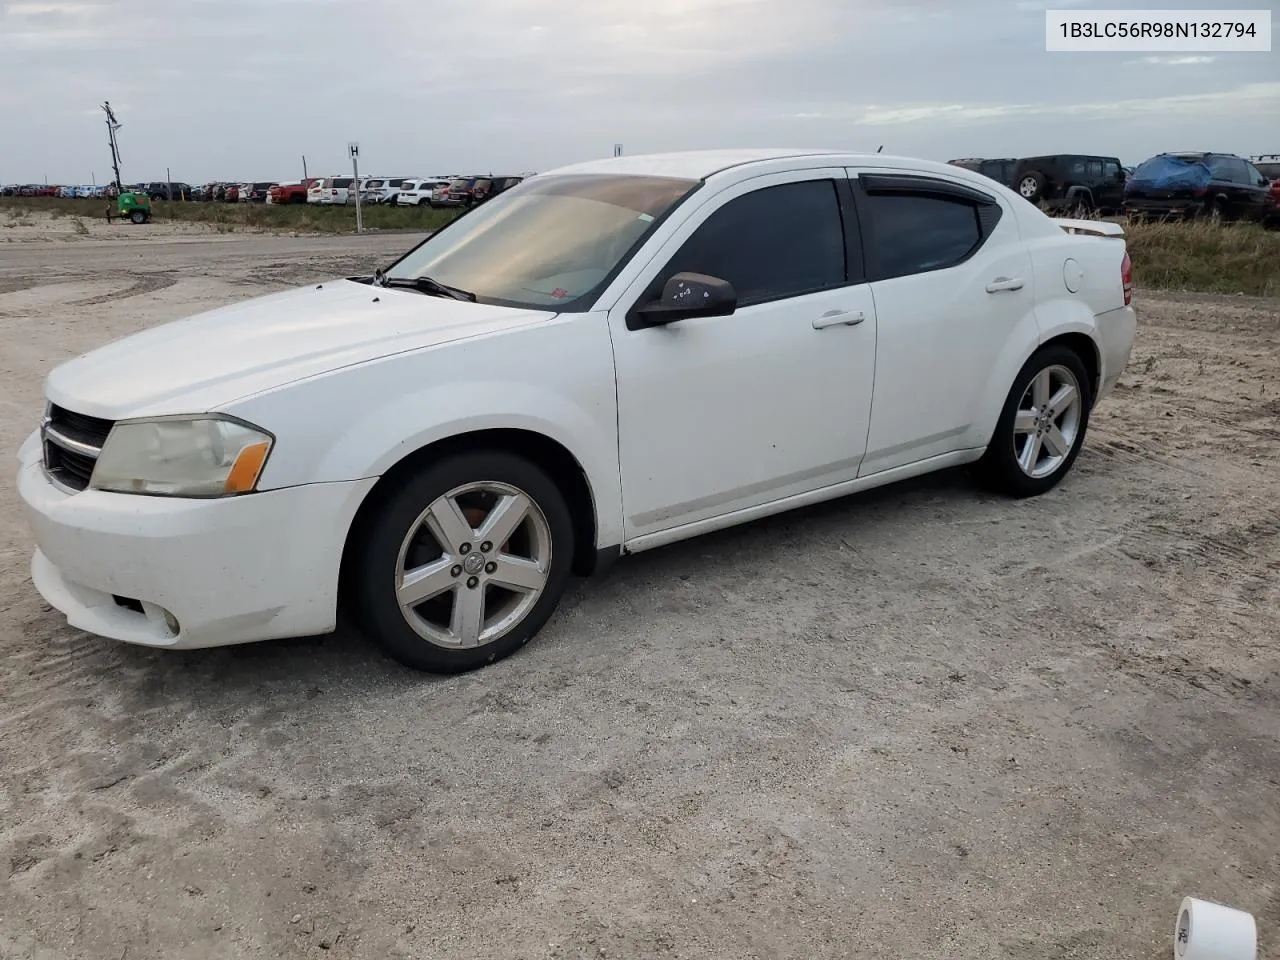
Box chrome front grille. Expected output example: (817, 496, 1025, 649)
(42, 403, 115, 492)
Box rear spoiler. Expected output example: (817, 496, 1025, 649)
(1053, 217, 1125, 238)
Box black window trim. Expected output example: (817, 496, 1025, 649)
(850, 175, 1002, 283)
(858, 173, 997, 207)
(623, 173, 866, 331)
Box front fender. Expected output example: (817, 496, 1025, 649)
(224, 318, 624, 548)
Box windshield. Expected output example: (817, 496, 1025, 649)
(385, 173, 697, 311)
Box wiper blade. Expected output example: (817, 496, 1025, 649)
(379, 275, 476, 302)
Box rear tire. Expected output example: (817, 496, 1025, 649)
(349, 450, 575, 673)
(977, 345, 1092, 498)
(129, 209, 146, 224)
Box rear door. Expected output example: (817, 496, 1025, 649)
(851, 170, 1037, 475)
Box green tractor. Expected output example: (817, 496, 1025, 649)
(101, 101, 151, 225)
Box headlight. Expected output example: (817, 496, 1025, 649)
(91, 416, 273, 497)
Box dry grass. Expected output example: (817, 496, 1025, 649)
(1123, 218, 1279, 298)
(0, 196, 458, 235)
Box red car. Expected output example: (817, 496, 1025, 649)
(268, 179, 317, 205)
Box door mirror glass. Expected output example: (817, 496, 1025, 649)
(635, 272, 737, 327)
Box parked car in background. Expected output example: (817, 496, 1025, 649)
(222, 184, 241, 202)
(269, 180, 314, 204)
(947, 158, 1019, 188)
(309, 177, 355, 204)
(359, 178, 414, 205)
(241, 182, 275, 203)
(1123, 152, 1272, 222)
(1252, 155, 1280, 181)
(470, 176, 524, 205)
(439, 177, 481, 207)
(143, 182, 194, 200)
(18, 149, 1136, 673)
(396, 179, 449, 206)
(1009, 155, 1126, 214)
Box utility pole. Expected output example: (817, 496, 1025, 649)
(166, 166, 172, 201)
(302, 155, 308, 182)
(102, 101, 124, 194)
(614, 143, 623, 157)
(349, 142, 363, 234)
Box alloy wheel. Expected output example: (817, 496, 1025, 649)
(1012, 364, 1083, 479)
(394, 481, 552, 649)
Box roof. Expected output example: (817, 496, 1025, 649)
(545, 149, 849, 181)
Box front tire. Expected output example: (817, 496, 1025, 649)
(978, 345, 1092, 498)
(350, 450, 575, 673)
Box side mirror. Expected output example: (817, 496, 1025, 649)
(632, 272, 737, 328)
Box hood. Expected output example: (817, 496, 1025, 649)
(46, 280, 555, 420)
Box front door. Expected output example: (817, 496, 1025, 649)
(608, 170, 878, 542)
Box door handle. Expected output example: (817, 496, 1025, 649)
(812, 310, 866, 330)
(985, 277, 1025, 293)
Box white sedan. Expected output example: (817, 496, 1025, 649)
(18, 149, 1136, 673)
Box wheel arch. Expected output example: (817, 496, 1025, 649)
(973, 314, 1102, 451)
(339, 427, 604, 596)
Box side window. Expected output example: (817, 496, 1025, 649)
(1103, 160, 1121, 179)
(1206, 156, 1234, 181)
(657, 179, 847, 307)
(1227, 159, 1251, 184)
(862, 192, 984, 281)
(1244, 163, 1266, 187)
(1087, 160, 1104, 179)
(1068, 158, 1087, 177)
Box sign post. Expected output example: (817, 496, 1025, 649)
(349, 141, 363, 234)
(613, 143, 623, 157)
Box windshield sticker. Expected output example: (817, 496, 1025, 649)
(550, 288, 570, 299)
(637, 213, 654, 222)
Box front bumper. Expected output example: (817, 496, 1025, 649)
(17, 432, 376, 650)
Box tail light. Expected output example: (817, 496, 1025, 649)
(1121, 251, 1133, 306)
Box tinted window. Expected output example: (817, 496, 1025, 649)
(1226, 158, 1250, 184)
(1103, 160, 1122, 178)
(1246, 163, 1269, 185)
(658, 180, 846, 307)
(1087, 160, 1103, 179)
(1205, 156, 1235, 180)
(863, 192, 983, 280)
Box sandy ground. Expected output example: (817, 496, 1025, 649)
(0, 221, 1277, 960)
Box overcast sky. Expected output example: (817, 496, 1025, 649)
(1, 0, 1276, 183)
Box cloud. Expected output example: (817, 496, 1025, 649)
(1, 0, 1276, 181)
(1128, 55, 1218, 66)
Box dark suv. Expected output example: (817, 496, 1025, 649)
(1123, 152, 1272, 222)
(470, 176, 524, 205)
(947, 158, 1018, 188)
(1009, 155, 1126, 214)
